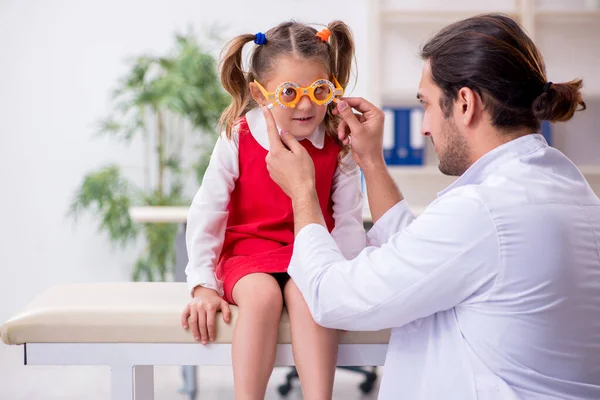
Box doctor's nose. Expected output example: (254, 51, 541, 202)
(421, 121, 431, 137)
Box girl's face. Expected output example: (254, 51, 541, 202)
(250, 56, 330, 140)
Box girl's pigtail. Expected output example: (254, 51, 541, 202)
(327, 20, 356, 90)
(218, 33, 256, 139)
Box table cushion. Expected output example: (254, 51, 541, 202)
(1, 282, 390, 345)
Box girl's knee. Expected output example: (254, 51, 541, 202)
(233, 273, 284, 312)
(247, 285, 283, 312)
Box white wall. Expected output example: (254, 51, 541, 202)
(0, 0, 372, 324)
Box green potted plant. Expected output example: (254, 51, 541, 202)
(69, 32, 229, 282)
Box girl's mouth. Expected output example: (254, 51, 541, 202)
(293, 116, 314, 123)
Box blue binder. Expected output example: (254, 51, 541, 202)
(383, 107, 425, 165)
(541, 120, 552, 146)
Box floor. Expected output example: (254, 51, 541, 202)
(0, 343, 381, 399)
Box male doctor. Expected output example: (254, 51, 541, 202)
(264, 14, 600, 400)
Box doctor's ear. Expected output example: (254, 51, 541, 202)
(456, 87, 479, 127)
(249, 82, 267, 106)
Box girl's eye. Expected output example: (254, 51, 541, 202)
(279, 86, 297, 102)
(313, 85, 331, 101)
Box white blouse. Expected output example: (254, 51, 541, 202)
(184, 107, 367, 296)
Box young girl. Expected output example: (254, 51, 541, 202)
(181, 20, 366, 399)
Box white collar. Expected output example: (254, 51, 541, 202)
(437, 133, 548, 197)
(245, 107, 325, 150)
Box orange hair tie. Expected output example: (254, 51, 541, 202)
(316, 28, 331, 43)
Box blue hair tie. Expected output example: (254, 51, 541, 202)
(254, 32, 267, 45)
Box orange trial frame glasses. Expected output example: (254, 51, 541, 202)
(254, 77, 344, 109)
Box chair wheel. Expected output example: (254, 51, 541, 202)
(278, 383, 292, 396)
(359, 381, 374, 394)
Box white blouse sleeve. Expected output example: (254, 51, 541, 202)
(184, 131, 239, 296)
(329, 152, 367, 259)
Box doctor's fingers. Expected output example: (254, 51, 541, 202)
(337, 119, 350, 145)
(334, 100, 365, 138)
(336, 97, 382, 117)
(334, 98, 385, 142)
(337, 113, 366, 145)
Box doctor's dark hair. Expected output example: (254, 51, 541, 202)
(217, 20, 356, 144)
(420, 14, 586, 132)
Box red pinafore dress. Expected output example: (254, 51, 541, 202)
(215, 116, 341, 304)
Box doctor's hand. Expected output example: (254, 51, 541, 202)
(334, 98, 386, 169)
(181, 286, 231, 345)
(263, 106, 316, 199)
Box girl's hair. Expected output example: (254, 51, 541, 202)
(217, 20, 356, 153)
(420, 14, 586, 133)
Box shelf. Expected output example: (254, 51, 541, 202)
(381, 9, 520, 24)
(536, 9, 600, 20)
(387, 165, 444, 176)
(129, 206, 188, 224)
(379, 7, 600, 25)
(383, 164, 600, 207)
(380, 91, 600, 109)
(129, 165, 600, 226)
(578, 165, 600, 175)
(381, 93, 420, 108)
(387, 164, 600, 175)
(370, 0, 600, 186)
(130, 205, 386, 224)
(582, 92, 600, 101)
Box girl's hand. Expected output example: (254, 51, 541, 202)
(181, 286, 231, 345)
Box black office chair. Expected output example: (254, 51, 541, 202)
(277, 366, 378, 396)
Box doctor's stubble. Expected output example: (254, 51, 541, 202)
(437, 116, 470, 177)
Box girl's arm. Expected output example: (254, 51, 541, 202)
(329, 151, 367, 259)
(184, 130, 239, 297)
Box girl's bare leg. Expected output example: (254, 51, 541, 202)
(231, 273, 284, 400)
(284, 279, 339, 399)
